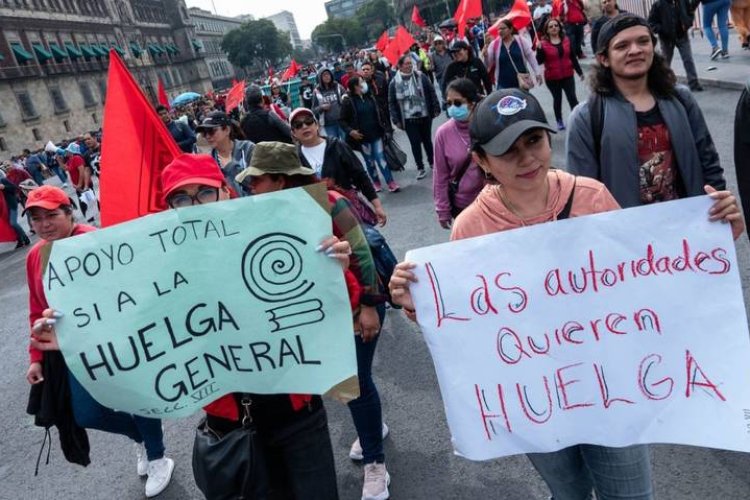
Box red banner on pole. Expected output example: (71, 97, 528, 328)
(99, 49, 182, 227)
(157, 78, 169, 108)
(225, 80, 245, 113)
(282, 59, 301, 81)
(412, 5, 427, 28)
(488, 0, 533, 37)
(453, 0, 482, 39)
(375, 31, 390, 52)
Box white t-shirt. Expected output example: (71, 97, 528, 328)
(301, 142, 327, 176)
(533, 4, 552, 19)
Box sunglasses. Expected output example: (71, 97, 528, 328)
(292, 117, 316, 130)
(444, 99, 467, 107)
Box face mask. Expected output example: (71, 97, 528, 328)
(448, 104, 470, 121)
(361, 82, 369, 94)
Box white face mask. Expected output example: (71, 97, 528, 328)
(361, 82, 369, 94)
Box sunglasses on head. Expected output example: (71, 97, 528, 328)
(292, 117, 316, 130)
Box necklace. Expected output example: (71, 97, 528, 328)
(495, 180, 551, 226)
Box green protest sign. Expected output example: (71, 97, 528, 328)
(43, 184, 358, 418)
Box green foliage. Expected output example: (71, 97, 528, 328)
(355, 0, 396, 40)
(292, 47, 317, 64)
(221, 19, 293, 69)
(312, 17, 366, 52)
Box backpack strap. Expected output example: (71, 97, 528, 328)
(588, 93, 604, 176)
(557, 177, 577, 220)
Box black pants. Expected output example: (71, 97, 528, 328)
(546, 77, 579, 122)
(404, 117, 434, 170)
(566, 23, 585, 57)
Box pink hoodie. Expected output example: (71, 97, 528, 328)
(451, 170, 620, 241)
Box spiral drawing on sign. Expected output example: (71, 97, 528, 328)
(241, 233, 314, 303)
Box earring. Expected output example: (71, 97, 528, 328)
(483, 169, 493, 180)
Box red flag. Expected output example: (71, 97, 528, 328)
(489, 0, 533, 38)
(231, 78, 239, 86)
(156, 78, 169, 108)
(411, 5, 427, 28)
(395, 26, 417, 54)
(268, 66, 275, 78)
(453, 0, 482, 39)
(0, 196, 17, 254)
(99, 49, 182, 227)
(375, 31, 390, 52)
(383, 37, 401, 66)
(225, 80, 245, 113)
(282, 59, 301, 81)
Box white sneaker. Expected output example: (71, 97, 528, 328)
(61, 183, 69, 188)
(362, 462, 390, 500)
(135, 442, 148, 477)
(349, 423, 389, 461)
(145, 457, 175, 497)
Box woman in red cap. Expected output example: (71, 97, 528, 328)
(160, 153, 352, 500)
(24, 185, 174, 498)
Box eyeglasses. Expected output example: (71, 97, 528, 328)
(292, 117, 316, 130)
(167, 186, 220, 208)
(203, 127, 222, 136)
(444, 99, 467, 107)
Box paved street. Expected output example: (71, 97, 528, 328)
(2, 80, 750, 499)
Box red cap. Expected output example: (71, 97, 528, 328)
(22, 186, 71, 215)
(160, 154, 225, 201)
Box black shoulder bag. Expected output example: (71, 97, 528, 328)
(557, 177, 577, 220)
(448, 153, 474, 217)
(192, 395, 268, 500)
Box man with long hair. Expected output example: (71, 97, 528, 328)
(565, 13, 725, 209)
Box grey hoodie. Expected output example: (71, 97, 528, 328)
(313, 69, 346, 126)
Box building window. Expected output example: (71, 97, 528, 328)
(49, 87, 69, 113)
(16, 91, 39, 120)
(0, 137, 6, 152)
(32, 128, 42, 140)
(79, 81, 97, 107)
(97, 79, 106, 103)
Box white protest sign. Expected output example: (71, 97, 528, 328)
(406, 196, 750, 460)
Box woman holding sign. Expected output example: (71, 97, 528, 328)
(388, 89, 744, 500)
(24, 186, 174, 498)
(235, 142, 392, 500)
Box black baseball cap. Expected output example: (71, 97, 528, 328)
(470, 89, 556, 156)
(596, 13, 655, 54)
(195, 111, 234, 133)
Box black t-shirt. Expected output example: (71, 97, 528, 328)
(636, 105, 685, 203)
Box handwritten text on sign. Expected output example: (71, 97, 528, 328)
(406, 197, 750, 460)
(43, 184, 357, 419)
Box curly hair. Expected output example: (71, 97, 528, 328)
(588, 50, 677, 99)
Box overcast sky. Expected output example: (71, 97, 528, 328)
(185, 0, 328, 39)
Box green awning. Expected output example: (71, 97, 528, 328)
(129, 42, 142, 57)
(191, 39, 203, 51)
(169, 43, 180, 54)
(64, 42, 82, 58)
(111, 45, 126, 56)
(79, 44, 96, 58)
(148, 43, 164, 56)
(164, 44, 177, 55)
(91, 45, 108, 57)
(99, 44, 112, 56)
(32, 43, 53, 62)
(49, 43, 69, 60)
(11, 43, 34, 63)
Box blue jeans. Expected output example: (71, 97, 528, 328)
(7, 204, 28, 243)
(527, 444, 653, 500)
(361, 139, 394, 185)
(28, 168, 45, 186)
(347, 304, 386, 464)
(324, 123, 346, 140)
(67, 371, 165, 461)
(703, 0, 731, 51)
(51, 165, 68, 184)
(264, 407, 339, 499)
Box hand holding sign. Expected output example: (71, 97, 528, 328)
(44, 184, 358, 418)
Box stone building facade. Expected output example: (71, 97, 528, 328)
(0, 0, 212, 159)
(187, 6, 243, 91)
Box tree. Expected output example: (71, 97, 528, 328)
(222, 19, 293, 70)
(311, 17, 367, 52)
(355, 0, 396, 41)
(292, 47, 317, 64)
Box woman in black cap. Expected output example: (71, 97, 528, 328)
(196, 110, 254, 197)
(388, 87, 745, 499)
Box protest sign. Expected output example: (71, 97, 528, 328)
(406, 196, 750, 460)
(43, 184, 357, 419)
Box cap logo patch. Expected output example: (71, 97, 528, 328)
(496, 96, 527, 116)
